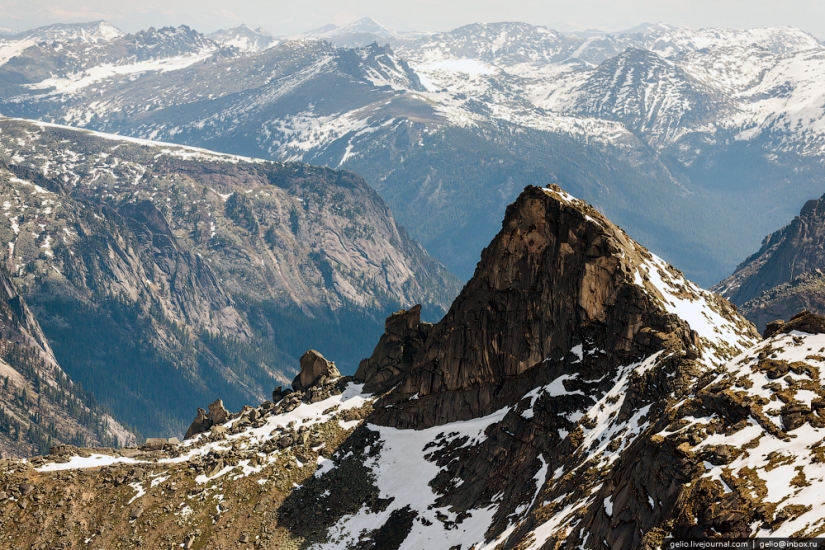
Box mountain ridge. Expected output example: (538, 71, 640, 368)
(4, 184, 816, 549)
(3, 20, 825, 286)
(0, 115, 460, 437)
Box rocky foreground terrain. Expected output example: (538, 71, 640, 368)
(2, 184, 825, 548)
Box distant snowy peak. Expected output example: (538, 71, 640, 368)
(626, 25, 821, 58)
(208, 24, 277, 52)
(303, 17, 401, 40)
(568, 48, 728, 142)
(400, 22, 569, 65)
(12, 21, 124, 43)
(124, 25, 216, 56)
(355, 43, 426, 91)
(296, 17, 409, 47)
(613, 21, 680, 35)
(401, 21, 821, 68)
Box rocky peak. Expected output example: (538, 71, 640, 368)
(0, 184, 781, 549)
(370, 185, 756, 429)
(183, 398, 232, 440)
(354, 304, 431, 393)
(715, 192, 825, 305)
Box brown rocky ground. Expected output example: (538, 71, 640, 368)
(0, 373, 373, 549)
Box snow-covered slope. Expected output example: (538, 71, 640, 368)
(6, 19, 825, 286)
(5, 21, 124, 44)
(208, 24, 278, 52)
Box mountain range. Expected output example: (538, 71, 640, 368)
(4, 16, 825, 547)
(3, 19, 825, 286)
(6, 184, 825, 548)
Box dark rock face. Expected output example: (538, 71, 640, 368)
(184, 408, 211, 440)
(370, 185, 699, 429)
(354, 304, 431, 394)
(292, 350, 341, 392)
(715, 193, 825, 330)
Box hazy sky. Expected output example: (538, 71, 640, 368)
(3, 0, 825, 38)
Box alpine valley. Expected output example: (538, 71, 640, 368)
(4, 19, 825, 285)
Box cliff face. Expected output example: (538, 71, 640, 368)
(0, 267, 134, 457)
(714, 192, 825, 331)
(366, 185, 754, 428)
(0, 116, 460, 436)
(9, 185, 823, 550)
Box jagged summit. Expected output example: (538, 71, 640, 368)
(208, 24, 277, 52)
(364, 184, 756, 427)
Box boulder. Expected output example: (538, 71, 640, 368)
(207, 399, 230, 425)
(763, 319, 785, 339)
(183, 408, 211, 440)
(778, 310, 825, 335)
(141, 438, 167, 451)
(292, 350, 340, 392)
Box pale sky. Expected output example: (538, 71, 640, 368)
(2, 0, 825, 39)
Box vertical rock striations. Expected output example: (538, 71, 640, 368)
(0, 267, 134, 456)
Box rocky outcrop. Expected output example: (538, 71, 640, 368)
(292, 350, 341, 392)
(207, 399, 230, 425)
(183, 408, 210, 439)
(715, 193, 825, 330)
(354, 304, 431, 393)
(767, 309, 825, 336)
(183, 399, 232, 440)
(370, 185, 712, 429)
(736, 270, 825, 332)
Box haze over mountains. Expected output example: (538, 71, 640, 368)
(6, 12, 825, 548)
(4, 17, 825, 287)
